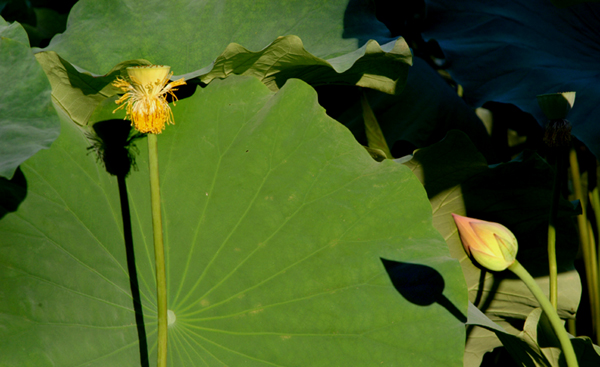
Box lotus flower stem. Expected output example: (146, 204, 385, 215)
(591, 188, 600, 247)
(113, 65, 185, 365)
(570, 148, 600, 342)
(148, 133, 168, 367)
(548, 223, 558, 309)
(361, 90, 393, 159)
(547, 221, 558, 308)
(567, 318, 577, 337)
(508, 260, 578, 367)
(589, 188, 600, 344)
(547, 149, 564, 309)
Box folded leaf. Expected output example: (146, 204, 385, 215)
(37, 34, 412, 127)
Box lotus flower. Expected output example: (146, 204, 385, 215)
(452, 214, 518, 271)
(113, 65, 186, 134)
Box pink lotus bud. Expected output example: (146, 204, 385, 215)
(451, 214, 518, 271)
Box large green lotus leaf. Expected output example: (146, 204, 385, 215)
(402, 131, 581, 365)
(0, 17, 59, 179)
(0, 76, 466, 366)
(35, 33, 411, 127)
(43, 0, 410, 93)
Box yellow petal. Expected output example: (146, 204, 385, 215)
(495, 233, 517, 264)
(126, 65, 171, 86)
(471, 221, 509, 256)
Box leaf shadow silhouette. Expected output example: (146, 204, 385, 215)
(382, 258, 467, 323)
(0, 167, 27, 221)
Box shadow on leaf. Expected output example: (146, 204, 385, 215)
(87, 119, 149, 366)
(0, 168, 27, 221)
(382, 258, 467, 323)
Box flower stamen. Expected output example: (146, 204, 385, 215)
(112, 65, 186, 134)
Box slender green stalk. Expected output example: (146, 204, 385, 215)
(361, 90, 393, 159)
(508, 260, 578, 367)
(547, 148, 563, 309)
(567, 318, 576, 337)
(148, 133, 168, 367)
(590, 188, 600, 343)
(570, 148, 599, 341)
(547, 224, 557, 308)
(592, 188, 600, 245)
(587, 218, 600, 344)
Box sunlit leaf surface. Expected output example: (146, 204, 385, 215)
(0, 77, 466, 366)
(43, 0, 410, 95)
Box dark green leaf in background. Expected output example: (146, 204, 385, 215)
(423, 0, 600, 159)
(317, 57, 494, 161)
(21, 7, 67, 48)
(0, 17, 59, 179)
(0, 76, 467, 366)
(551, 0, 600, 6)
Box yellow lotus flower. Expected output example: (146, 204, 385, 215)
(452, 214, 518, 271)
(113, 65, 186, 134)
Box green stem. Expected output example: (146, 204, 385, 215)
(360, 90, 393, 159)
(148, 133, 168, 367)
(570, 148, 599, 341)
(593, 188, 600, 254)
(586, 218, 600, 344)
(508, 260, 578, 367)
(547, 224, 557, 308)
(567, 318, 576, 337)
(548, 148, 563, 309)
(590, 188, 600, 344)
